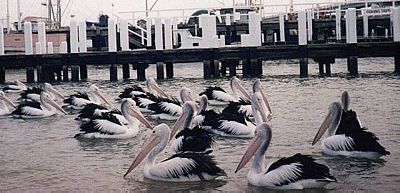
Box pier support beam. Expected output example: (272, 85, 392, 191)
(134, 63, 147, 81)
(326, 63, 332, 76)
(37, 65, 43, 82)
(213, 60, 220, 78)
(315, 57, 335, 77)
(203, 60, 212, 79)
(122, 64, 130, 79)
(347, 44, 358, 76)
(242, 59, 250, 78)
(395, 55, 400, 74)
(26, 67, 35, 83)
(166, 62, 174, 79)
(228, 60, 238, 77)
(156, 62, 164, 80)
(62, 66, 69, 81)
(80, 65, 88, 80)
(71, 65, 80, 82)
(110, 64, 118, 81)
(299, 46, 308, 78)
(0, 66, 5, 84)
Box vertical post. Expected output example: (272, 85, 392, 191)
(47, 42, 53, 54)
(172, 18, 178, 46)
(110, 64, 118, 81)
(228, 60, 238, 77)
(136, 63, 147, 81)
(24, 22, 33, 55)
(347, 44, 358, 76)
(108, 20, 117, 52)
(307, 10, 313, 42)
(299, 46, 308, 78)
(0, 66, 5, 84)
(242, 59, 250, 78)
(298, 11, 307, 46)
(164, 19, 173, 50)
(0, 23, 4, 55)
(17, 0, 21, 31)
(279, 14, 285, 42)
(26, 57, 35, 83)
(71, 65, 80, 81)
(166, 62, 174, 79)
(213, 60, 220, 78)
(146, 18, 152, 47)
(80, 65, 87, 80)
(70, 20, 79, 53)
(79, 21, 87, 52)
(38, 22, 46, 54)
(120, 20, 129, 51)
(362, 8, 368, 38)
(156, 62, 164, 80)
(318, 62, 324, 77)
(256, 59, 263, 77)
(155, 18, 163, 50)
(325, 63, 331, 76)
(35, 42, 43, 82)
(336, 9, 342, 41)
(203, 60, 212, 79)
(122, 64, 130, 79)
(346, 8, 357, 44)
(60, 41, 69, 81)
(392, 7, 400, 42)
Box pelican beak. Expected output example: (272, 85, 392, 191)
(235, 134, 262, 173)
(260, 90, 272, 116)
(312, 111, 332, 145)
(259, 100, 270, 123)
(170, 112, 185, 140)
(128, 106, 153, 129)
(124, 134, 161, 178)
(95, 90, 111, 106)
(0, 95, 17, 108)
(151, 83, 169, 99)
(48, 87, 65, 100)
(234, 81, 251, 101)
(47, 97, 68, 115)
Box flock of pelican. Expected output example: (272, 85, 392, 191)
(0, 77, 390, 189)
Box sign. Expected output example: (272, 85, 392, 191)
(363, 8, 391, 16)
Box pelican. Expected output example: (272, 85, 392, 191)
(145, 77, 169, 99)
(170, 101, 214, 153)
(221, 79, 272, 119)
(75, 103, 122, 122)
(19, 83, 64, 102)
(11, 92, 67, 118)
(199, 76, 251, 106)
(312, 101, 390, 159)
(117, 85, 147, 101)
(192, 95, 221, 130)
(75, 98, 153, 139)
(235, 123, 336, 189)
(0, 91, 17, 115)
(2, 80, 27, 93)
(64, 84, 111, 110)
(213, 91, 269, 138)
(148, 87, 195, 120)
(123, 123, 226, 181)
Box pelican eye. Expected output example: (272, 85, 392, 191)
(152, 130, 155, 133)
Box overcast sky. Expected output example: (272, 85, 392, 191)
(0, 0, 343, 27)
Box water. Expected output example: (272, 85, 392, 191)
(1, 58, 399, 192)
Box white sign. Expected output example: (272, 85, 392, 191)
(363, 8, 392, 16)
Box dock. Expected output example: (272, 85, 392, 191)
(0, 2, 400, 83)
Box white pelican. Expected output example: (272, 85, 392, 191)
(2, 80, 27, 93)
(11, 92, 67, 118)
(0, 91, 17, 115)
(148, 87, 195, 121)
(75, 98, 153, 139)
(212, 91, 269, 138)
(199, 76, 251, 106)
(117, 85, 147, 101)
(123, 123, 226, 181)
(192, 95, 221, 130)
(235, 123, 336, 189)
(221, 79, 272, 119)
(312, 101, 390, 159)
(75, 103, 122, 122)
(19, 83, 65, 102)
(170, 101, 214, 153)
(64, 84, 111, 110)
(145, 77, 169, 98)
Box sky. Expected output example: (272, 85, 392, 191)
(0, 0, 344, 27)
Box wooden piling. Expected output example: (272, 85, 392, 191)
(156, 62, 164, 80)
(347, 44, 358, 76)
(110, 64, 118, 81)
(249, 59, 259, 77)
(318, 63, 324, 77)
(122, 64, 130, 79)
(213, 60, 220, 78)
(256, 59, 263, 77)
(26, 67, 35, 83)
(395, 55, 400, 74)
(228, 60, 238, 77)
(166, 62, 174, 79)
(135, 63, 147, 81)
(71, 65, 80, 81)
(0, 66, 5, 84)
(37, 65, 43, 82)
(62, 66, 69, 81)
(242, 59, 250, 78)
(325, 63, 332, 76)
(220, 61, 227, 76)
(299, 46, 308, 78)
(203, 60, 212, 79)
(80, 65, 88, 80)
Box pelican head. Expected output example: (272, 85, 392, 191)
(341, 91, 350, 112)
(170, 101, 196, 139)
(40, 92, 68, 115)
(230, 76, 251, 101)
(89, 84, 111, 106)
(15, 80, 25, 86)
(146, 77, 168, 98)
(180, 87, 195, 103)
(0, 91, 17, 108)
(252, 79, 272, 114)
(124, 123, 170, 178)
(235, 123, 272, 173)
(199, 95, 208, 112)
(44, 83, 65, 100)
(251, 92, 270, 124)
(121, 98, 153, 129)
(312, 102, 343, 145)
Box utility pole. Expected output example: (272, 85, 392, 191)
(145, 0, 149, 17)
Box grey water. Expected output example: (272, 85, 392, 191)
(0, 58, 399, 192)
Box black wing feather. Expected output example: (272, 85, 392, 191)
(19, 87, 43, 100)
(11, 101, 42, 115)
(199, 87, 226, 100)
(175, 126, 214, 152)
